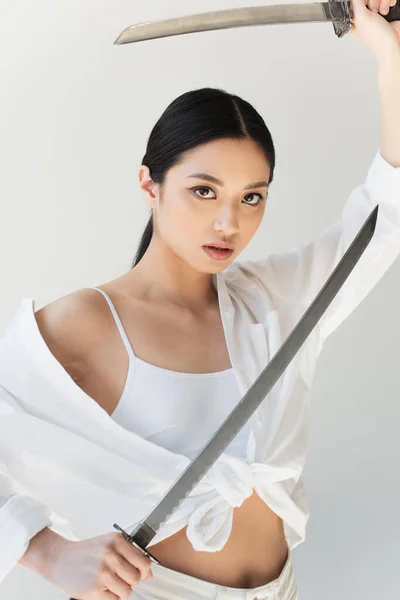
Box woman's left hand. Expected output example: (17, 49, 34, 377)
(347, 0, 400, 60)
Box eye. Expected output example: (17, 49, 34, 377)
(243, 192, 266, 207)
(192, 186, 215, 199)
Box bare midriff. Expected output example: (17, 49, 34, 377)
(148, 490, 288, 589)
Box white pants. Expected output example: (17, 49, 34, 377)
(132, 548, 299, 600)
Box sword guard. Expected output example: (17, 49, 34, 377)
(329, 0, 400, 38)
(113, 523, 161, 565)
(328, 0, 353, 38)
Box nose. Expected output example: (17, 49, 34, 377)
(213, 205, 240, 236)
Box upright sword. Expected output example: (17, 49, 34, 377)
(70, 205, 379, 600)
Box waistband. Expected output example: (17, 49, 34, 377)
(133, 547, 298, 600)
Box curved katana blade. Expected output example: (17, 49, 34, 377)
(114, 2, 349, 44)
(114, 0, 400, 44)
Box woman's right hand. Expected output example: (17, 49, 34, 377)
(40, 530, 154, 599)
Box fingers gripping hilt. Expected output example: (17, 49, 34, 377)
(68, 523, 160, 600)
(327, 0, 400, 38)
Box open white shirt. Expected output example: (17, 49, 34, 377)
(0, 150, 400, 583)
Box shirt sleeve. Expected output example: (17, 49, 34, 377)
(0, 479, 52, 582)
(0, 383, 53, 582)
(244, 150, 400, 344)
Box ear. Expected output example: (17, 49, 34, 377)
(138, 165, 159, 210)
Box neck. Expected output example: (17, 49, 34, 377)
(127, 237, 219, 312)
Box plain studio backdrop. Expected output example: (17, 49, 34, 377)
(1, 0, 399, 598)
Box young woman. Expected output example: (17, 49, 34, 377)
(2, 0, 399, 599)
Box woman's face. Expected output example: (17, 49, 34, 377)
(139, 137, 271, 273)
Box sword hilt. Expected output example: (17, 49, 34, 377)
(385, 0, 400, 22)
(68, 523, 161, 600)
(329, 0, 400, 38)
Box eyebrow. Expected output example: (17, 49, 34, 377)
(186, 173, 269, 190)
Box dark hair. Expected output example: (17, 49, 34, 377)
(132, 87, 275, 268)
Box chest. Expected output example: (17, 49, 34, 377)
(126, 302, 232, 372)
(76, 294, 233, 416)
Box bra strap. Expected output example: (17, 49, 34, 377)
(90, 287, 135, 361)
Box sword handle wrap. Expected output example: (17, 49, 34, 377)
(384, 1, 400, 24)
(329, 0, 400, 38)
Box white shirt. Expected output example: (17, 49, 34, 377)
(0, 149, 399, 584)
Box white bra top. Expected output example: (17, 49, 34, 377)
(91, 287, 251, 461)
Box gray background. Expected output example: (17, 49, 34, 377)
(1, 1, 399, 598)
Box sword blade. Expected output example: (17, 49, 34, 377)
(114, 2, 345, 44)
(121, 205, 378, 551)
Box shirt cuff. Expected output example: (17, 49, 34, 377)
(365, 149, 400, 207)
(0, 494, 52, 583)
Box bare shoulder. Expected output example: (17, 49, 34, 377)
(34, 288, 107, 381)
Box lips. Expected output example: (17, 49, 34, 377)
(204, 243, 234, 250)
(203, 246, 234, 261)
